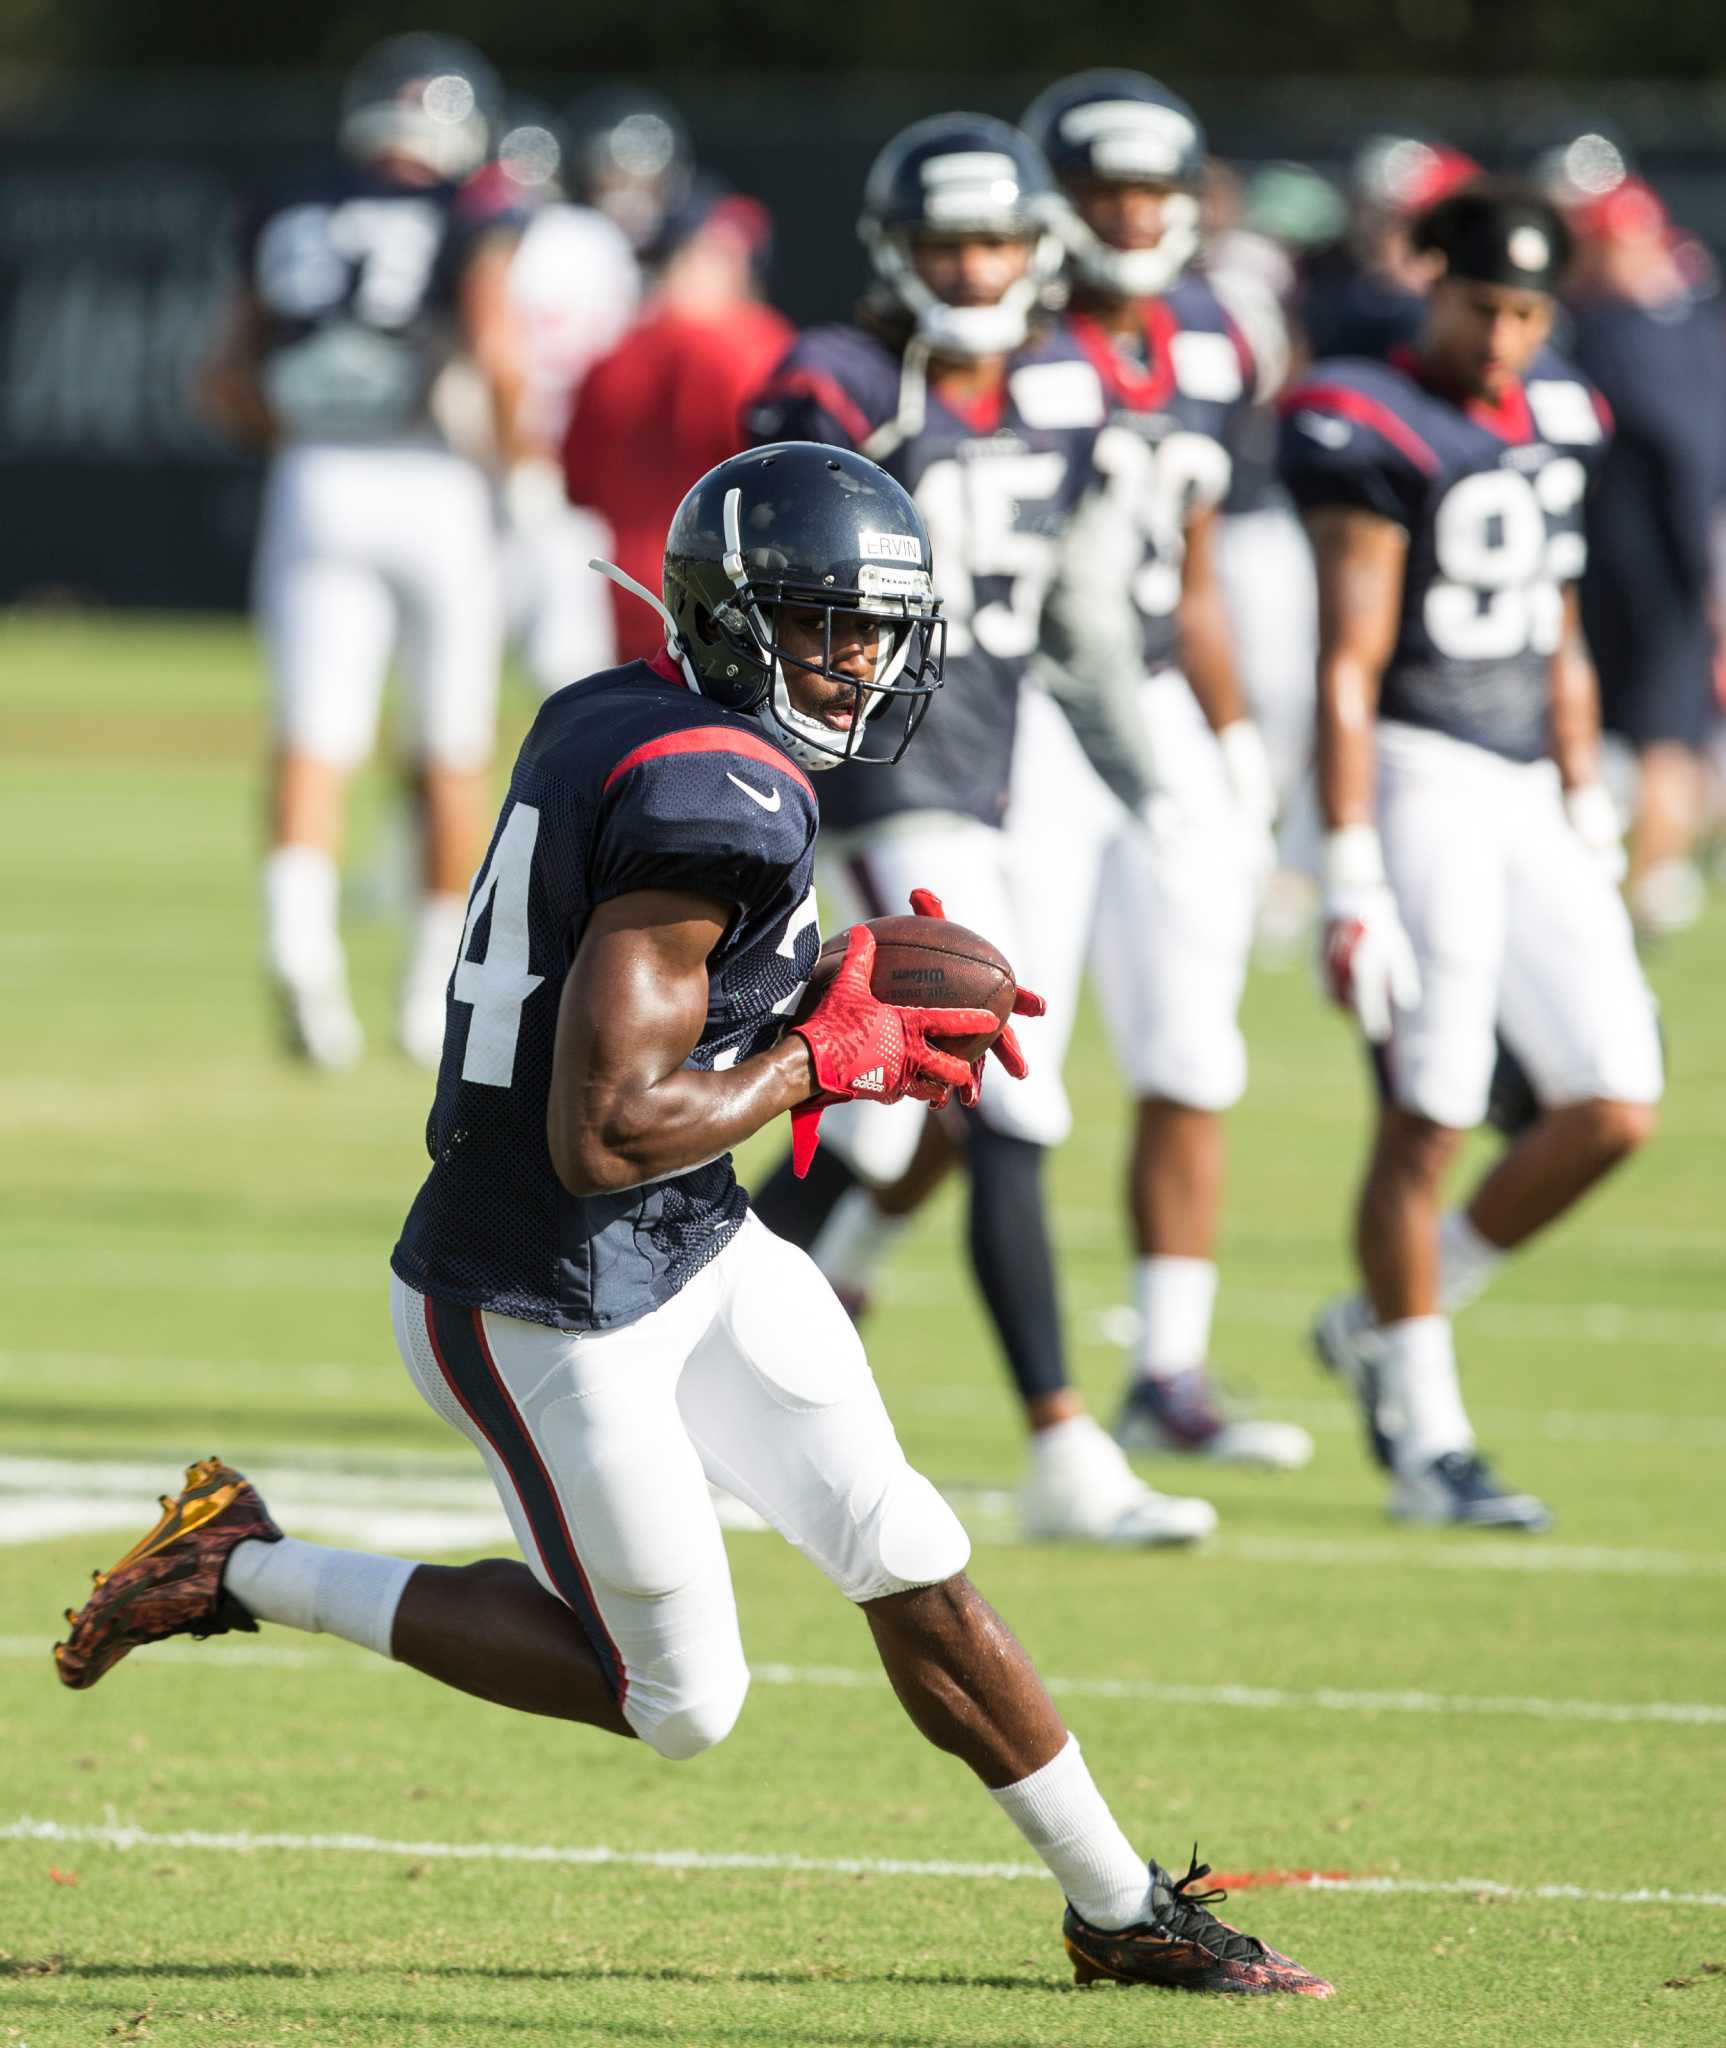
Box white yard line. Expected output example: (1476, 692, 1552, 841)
(4, 1638, 1718, 1727)
(3, 1816, 1722, 1911)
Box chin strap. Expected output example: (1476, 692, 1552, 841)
(588, 559, 701, 693)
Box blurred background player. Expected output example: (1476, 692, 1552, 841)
(563, 85, 695, 265)
(204, 33, 526, 1070)
(1562, 170, 1726, 941)
(745, 113, 1217, 1546)
(563, 183, 792, 668)
(1021, 71, 1311, 1470)
(1206, 160, 1346, 950)
(472, 104, 639, 695)
(1283, 184, 1663, 1527)
(1298, 134, 1481, 364)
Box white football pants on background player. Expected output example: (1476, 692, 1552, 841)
(254, 441, 503, 774)
(1090, 673, 1258, 1114)
(815, 700, 1110, 1186)
(1374, 721, 1665, 1127)
(392, 1212, 970, 1761)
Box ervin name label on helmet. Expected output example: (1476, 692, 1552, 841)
(859, 530, 925, 564)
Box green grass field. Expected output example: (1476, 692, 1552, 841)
(2, 613, 1723, 2048)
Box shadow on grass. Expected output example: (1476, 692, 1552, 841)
(0, 1964, 1099, 2048)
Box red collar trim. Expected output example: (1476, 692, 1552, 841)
(931, 371, 1006, 433)
(1390, 343, 1535, 443)
(646, 647, 686, 688)
(1067, 299, 1180, 411)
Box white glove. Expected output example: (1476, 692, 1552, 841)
(1563, 781, 1628, 885)
(1217, 719, 1279, 877)
(504, 456, 569, 537)
(1322, 825, 1422, 1044)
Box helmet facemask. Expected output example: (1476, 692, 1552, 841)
(862, 219, 1063, 359)
(1057, 186, 1201, 299)
(698, 489, 944, 772)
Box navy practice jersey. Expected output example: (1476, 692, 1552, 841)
(1278, 345, 1610, 762)
(1059, 276, 1253, 676)
(242, 161, 516, 441)
(392, 656, 821, 1333)
(1297, 251, 1426, 366)
(1569, 288, 1726, 740)
(742, 323, 1103, 832)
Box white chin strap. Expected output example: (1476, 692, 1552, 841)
(765, 621, 918, 772)
(1061, 192, 1200, 299)
(864, 223, 1057, 359)
(587, 558, 701, 692)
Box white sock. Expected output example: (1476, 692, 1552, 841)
(263, 845, 344, 986)
(1030, 1412, 1116, 1473)
(225, 1537, 414, 1659)
(990, 1736, 1150, 1930)
(810, 1185, 905, 1296)
(1134, 1257, 1218, 1379)
(1438, 1209, 1504, 1316)
(1377, 1315, 1474, 1474)
(402, 892, 468, 1012)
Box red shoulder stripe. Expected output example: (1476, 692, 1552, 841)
(1281, 382, 1441, 476)
(602, 724, 816, 803)
(757, 367, 874, 449)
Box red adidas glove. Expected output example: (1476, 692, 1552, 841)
(908, 888, 1046, 1109)
(788, 923, 1003, 1176)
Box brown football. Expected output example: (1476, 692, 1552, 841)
(793, 914, 1017, 1061)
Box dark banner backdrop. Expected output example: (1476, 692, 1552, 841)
(5, 72, 1726, 609)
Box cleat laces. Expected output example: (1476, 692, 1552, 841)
(1152, 1849, 1267, 1964)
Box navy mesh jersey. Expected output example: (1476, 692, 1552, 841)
(243, 161, 516, 440)
(743, 323, 1101, 831)
(392, 657, 821, 1332)
(1278, 344, 1610, 761)
(1059, 277, 1254, 676)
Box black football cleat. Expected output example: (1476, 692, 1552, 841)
(1063, 1851, 1334, 1997)
(54, 1458, 282, 1690)
(1389, 1448, 1553, 1531)
(1311, 1294, 1395, 1471)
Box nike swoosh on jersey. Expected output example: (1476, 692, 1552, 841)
(726, 772, 782, 812)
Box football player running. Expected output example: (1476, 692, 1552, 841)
(205, 34, 526, 1071)
(1281, 184, 1663, 1527)
(744, 114, 1217, 1547)
(54, 445, 1331, 2002)
(1020, 71, 1312, 1470)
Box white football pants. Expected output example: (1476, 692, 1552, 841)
(391, 1212, 970, 1761)
(1375, 720, 1665, 1128)
(254, 441, 502, 772)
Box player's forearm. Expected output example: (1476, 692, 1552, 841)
(1177, 584, 1249, 733)
(1316, 652, 1380, 829)
(1548, 625, 1604, 792)
(550, 1036, 817, 1197)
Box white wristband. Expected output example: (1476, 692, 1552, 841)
(1564, 781, 1620, 849)
(1324, 823, 1387, 893)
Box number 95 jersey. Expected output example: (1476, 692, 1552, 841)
(743, 324, 1103, 831)
(392, 655, 821, 1335)
(1278, 344, 1611, 762)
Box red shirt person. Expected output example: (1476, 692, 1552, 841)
(563, 192, 793, 663)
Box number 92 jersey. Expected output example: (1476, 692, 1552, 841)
(1277, 344, 1611, 762)
(242, 161, 514, 442)
(391, 655, 821, 1334)
(743, 324, 1104, 832)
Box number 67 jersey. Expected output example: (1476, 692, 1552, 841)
(1277, 342, 1610, 761)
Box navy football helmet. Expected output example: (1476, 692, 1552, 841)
(593, 444, 944, 773)
(1022, 70, 1207, 298)
(858, 114, 1063, 358)
(339, 33, 502, 182)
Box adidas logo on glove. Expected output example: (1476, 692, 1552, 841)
(852, 1066, 886, 1093)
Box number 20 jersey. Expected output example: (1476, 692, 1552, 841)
(1277, 344, 1610, 762)
(743, 324, 1103, 832)
(392, 655, 821, 1334)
